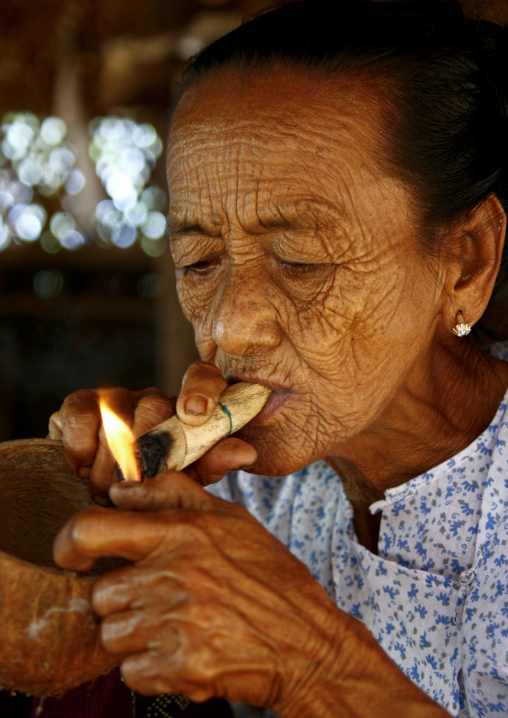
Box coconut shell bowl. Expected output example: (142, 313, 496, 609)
(0, 438, 119, 697)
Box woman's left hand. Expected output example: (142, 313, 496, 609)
(53, 471, 340, 712)
(53, 473, 451, 717)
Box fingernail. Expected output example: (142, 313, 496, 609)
(78, 467, 90, 479)
(184, 396, 208, 415)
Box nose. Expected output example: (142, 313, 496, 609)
(212, 266, 281, 356)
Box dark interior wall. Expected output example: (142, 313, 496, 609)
(0, 316, 155, 440)
(0, 245, 158, 440)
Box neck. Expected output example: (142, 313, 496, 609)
(327, 339, 508, 547)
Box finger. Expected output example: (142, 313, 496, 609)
(121, 651, 185, 698)
(100, 609, 181, 656)
(61, 387, 138, 486)
(58, 390, 102, 477)
(53, 506, 173, 570)
(109, 471, 219, 512)
(92, 565, 187, 616)
(121, 650, 214, 703)
(185, 437, 257, 486)
(47, 410, 63, 440)
(87, 437, 117, 499)
(89, 388, 174, 499)
(131, 389, 175, 438)
(176, 362, 227, 427)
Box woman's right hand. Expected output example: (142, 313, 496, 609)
(48, 362, 258, 503)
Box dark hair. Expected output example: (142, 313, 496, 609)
(174, 0, 508, 340)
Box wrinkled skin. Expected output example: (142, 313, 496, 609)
(50, 67, 508, 715)
(170, 71, 440, 481)
(48, 364, 256, 501)
(54, 472, 447, 716)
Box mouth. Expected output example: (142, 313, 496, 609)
(229, 376, 292, 425)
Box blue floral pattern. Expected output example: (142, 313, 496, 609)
(209, 347, 508, 717)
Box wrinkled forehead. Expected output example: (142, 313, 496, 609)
(166, 67, 418, 265)
(167, 66, 384, 173)
(165, 67, 395, 239)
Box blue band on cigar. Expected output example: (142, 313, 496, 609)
(218, 402, 233, 436)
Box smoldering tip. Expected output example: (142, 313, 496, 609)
(136, 431, 172, 479)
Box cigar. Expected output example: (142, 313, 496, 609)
(135, 382, 271, 478)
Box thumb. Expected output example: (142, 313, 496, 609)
(108, 471, 218, 512)
(53, 505, 169, 571)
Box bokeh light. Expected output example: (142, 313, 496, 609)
(8, 203, 47, 241)
(0, 111, 167, 254)
(141, 236, 166, 257)
(40, 230, 61, 254)
(33, 269, 64, 299)
(0, 111, 83, 250)
(49, 211, 85, 250)
(0, 217, 10, 251)
(65, 168, 86, 196)
(90, 116, 167, 253)
(0, 112, 79, 204)
(40, 117, 67, 146)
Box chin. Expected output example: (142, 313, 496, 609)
(237, 425, 312, 477)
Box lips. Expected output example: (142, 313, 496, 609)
(248, 389, 291, 424)
(228, 376, 292, 425)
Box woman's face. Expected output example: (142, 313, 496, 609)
(167, 69, 445, 475)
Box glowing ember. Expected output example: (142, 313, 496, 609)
(99, 400, 140, 481)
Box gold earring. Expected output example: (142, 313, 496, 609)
(453, 311, 472, 337)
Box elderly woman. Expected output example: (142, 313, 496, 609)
(49, 0, 508, 716)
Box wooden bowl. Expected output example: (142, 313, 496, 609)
(0, 438, 119, 697)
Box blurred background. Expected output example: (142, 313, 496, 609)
(0, 0, 271, 441)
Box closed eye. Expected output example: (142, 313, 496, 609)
(180, 255, 221, 277)
(277, 259, 326, 275)
(182, 258, 220, 276)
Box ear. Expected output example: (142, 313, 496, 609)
(441, 193, 506, 332)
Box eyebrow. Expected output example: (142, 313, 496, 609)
(260, 205, 339, 233)
(168, 201, 340, 240)
(167, 215, 292, 238)
(168, 218, 218, 239)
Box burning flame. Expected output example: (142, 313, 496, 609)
(99, 400, 141, 481)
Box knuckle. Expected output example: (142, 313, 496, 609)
(182, 362, 225, 388)
(121, 659, 172, 696)
(49, 409, 63, 424)
(70, 506, 103, 548)
(189, 360, 219, 375)
(99, 616, 121, 650)
(91, 584, 108, 615)
(138, 386, 167, 398)
(186, 643, 219, 684)
(48, 411, 63, 437)
(136, 395, 174, 425)
(63, 389, 98, 409)
(66, 411, 99, 432)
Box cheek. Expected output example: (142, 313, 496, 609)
(280, 268, 377, 375)
(291, 262, 437, 406)
(176, 270, 217, 322)
(176, 275, 217, 361)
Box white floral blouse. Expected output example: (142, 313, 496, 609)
(209, 349, 508, 717)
